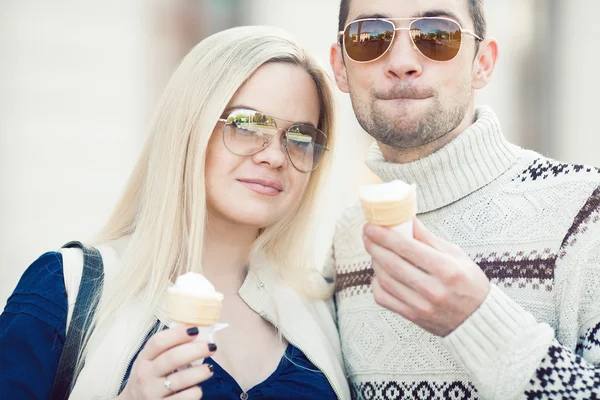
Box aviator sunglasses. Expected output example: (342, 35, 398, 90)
(338, 17, 482, 63)
(218, 108, 329, 173)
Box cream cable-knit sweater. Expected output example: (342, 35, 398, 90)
(329, 107, 600, 399)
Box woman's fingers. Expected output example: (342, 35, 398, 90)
(159, 364, 214, 398)
(139, 326, 200, 361)
(153, 341, 217, 377)
(165, 384, 204, 400)
(122, 326, 217, 399)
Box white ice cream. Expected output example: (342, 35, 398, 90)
(359, 179, 416, 202)
(169, 272, 221, 299)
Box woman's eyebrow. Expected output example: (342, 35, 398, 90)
(224, 105, 317, 127)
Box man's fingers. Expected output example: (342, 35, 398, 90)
(139, 326, 199, 361)
(365, 235, 432, 287)
(364, 223, 448, 275)
(412, 218, 437, 246)
(373, 263, 434, 313)
(413, 218, 460, 255)
(371, 277, 416, 322)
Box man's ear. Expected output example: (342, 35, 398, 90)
(330, 42, 349, 93)
(472, 37, 499, 90)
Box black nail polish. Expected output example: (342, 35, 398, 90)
(208, 343, 217, 352)
(207, 364, 214, 373)
(187, 327, 199, 336)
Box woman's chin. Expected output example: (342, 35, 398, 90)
(224, 209, 285, 230)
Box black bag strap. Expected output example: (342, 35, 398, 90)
(51, 241, 105, 400)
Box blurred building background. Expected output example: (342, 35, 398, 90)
(1, 0, 599, 306)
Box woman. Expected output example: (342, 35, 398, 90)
(0, 26, 350, 399)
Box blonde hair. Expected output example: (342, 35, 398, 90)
(74, 26, 337, 376)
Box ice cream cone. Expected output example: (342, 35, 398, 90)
(360, 180, 418, 237)
(166, 272, 227, 368)
(166, 289, 223, 326)
(360, 180, 417, 227)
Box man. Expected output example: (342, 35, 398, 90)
(328, 0, 600, 399)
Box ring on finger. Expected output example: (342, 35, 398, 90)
(164, 376, 174, 393)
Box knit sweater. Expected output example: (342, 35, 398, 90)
(329, 107, 600, 400)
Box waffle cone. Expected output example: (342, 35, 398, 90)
(166, 290, 223, 326)
(360, 188, 417, 227)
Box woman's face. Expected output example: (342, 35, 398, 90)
(205, 62, 321, 229)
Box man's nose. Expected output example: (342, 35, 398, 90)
(384, 29, 424, 80)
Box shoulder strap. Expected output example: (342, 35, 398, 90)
(51, 241, 105, 400)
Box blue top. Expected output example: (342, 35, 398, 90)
(0, 252, 337, 400)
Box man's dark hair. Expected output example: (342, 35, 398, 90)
(338, 0, 487, 40)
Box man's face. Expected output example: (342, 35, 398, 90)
(335, 0, 480, 148)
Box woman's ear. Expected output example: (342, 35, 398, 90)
(472, 37, 499, 90)
(330, 42, 349, 93)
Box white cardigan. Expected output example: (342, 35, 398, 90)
(60, 241, 350, 399)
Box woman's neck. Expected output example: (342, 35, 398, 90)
(201, 213, 259, 295)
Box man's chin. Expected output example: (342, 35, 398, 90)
(379, 133, 429, 149)
(376, 100, 429, 123)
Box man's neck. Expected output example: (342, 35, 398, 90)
(379, 105, 477, 164)
(201, 212, 259, 295)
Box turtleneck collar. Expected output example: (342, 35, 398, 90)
(364, 106, 521, 213)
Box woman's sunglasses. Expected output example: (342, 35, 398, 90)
(218, 108, 329, 173)
(338, 17, 482, 63)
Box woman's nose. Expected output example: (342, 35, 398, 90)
(251, 129, 287, 169)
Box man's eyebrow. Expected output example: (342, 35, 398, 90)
(350, 10, 465, 28)
(353, 13, 392, 21)
(415, 9, 465, 26)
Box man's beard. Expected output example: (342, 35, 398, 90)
(350, 84, 471, 149)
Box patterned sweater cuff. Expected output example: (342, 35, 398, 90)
(441, 285, 555, 399)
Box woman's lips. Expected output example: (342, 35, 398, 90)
(238, 179, 282, 196)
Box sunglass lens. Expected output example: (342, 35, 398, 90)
(223, 110, 276, 155)
(286, 125, 328, 172)
(344, 20, 395, 62)
(411, 19, 462, 61)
